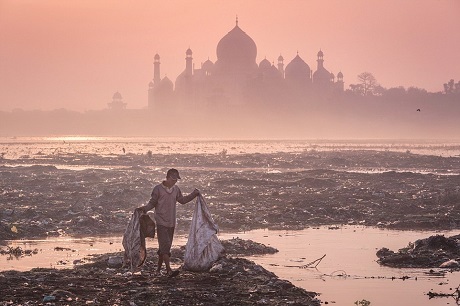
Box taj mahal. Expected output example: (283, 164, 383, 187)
(146, 18, 344, 111)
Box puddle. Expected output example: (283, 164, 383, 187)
(2, 226, 460, 305)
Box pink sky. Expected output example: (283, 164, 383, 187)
(0, 0, 459, 111)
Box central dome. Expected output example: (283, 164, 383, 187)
(285, 54, 311, 80)
(216, 22, 257, 68)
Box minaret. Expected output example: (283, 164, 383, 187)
(317, 49, 324, 70)
(149, 53, 161, 110)
(185, 48, 193, 76)
(337, 71, 344, 82)
(277, 54, 284, 78)
(337, 71, 344, 92)
(153, 53, 160, 84)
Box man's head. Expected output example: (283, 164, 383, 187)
(166, 168, 181, 181)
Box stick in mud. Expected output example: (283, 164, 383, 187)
(427, 284, 460, 303)
(300, 254, 326, 269)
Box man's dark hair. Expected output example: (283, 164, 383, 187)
(166, 168, 181, 179)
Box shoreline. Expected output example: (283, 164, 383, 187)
(0, 239, 321, 305)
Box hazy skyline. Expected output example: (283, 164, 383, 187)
(1, 0, 459, 112)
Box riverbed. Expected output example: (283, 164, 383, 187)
(2, 137, 460, 304)
(2, 226, 459, 305)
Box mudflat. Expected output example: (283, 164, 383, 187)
(1, 149, 460, 305)
(2, 150, 459, 240)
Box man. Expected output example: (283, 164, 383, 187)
(139, 168, 199, 276)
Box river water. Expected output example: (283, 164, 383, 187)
(2, 136, 460, 158)
(2, 226, 459, 306)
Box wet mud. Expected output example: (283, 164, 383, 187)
(0, 239, 319, 306)
(1, 150, 460, 240)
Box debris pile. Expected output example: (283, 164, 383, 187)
(0, 239, 320, 306)
(1, 150, 460, 240)
(220, 237, 278, 256)
(377, 234, 460, 269)
(0, 246, 38, 258)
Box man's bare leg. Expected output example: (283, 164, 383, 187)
(163, 254, 172, 274)
(156, 256, 163, 274)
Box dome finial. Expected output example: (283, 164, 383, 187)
(236, 15, 238, 26)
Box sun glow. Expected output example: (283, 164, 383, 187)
(46, 136, 110, 142)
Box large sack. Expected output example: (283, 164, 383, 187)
(122, 209, 155, 271)
(183, 195, 224, 271)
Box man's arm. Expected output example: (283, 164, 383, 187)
(177, 188, 200, 204)
(139, 186, 160, 212)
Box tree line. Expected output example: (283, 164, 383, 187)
(347, 72, 459, 100)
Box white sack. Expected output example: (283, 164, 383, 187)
(183, 195, 224, 272)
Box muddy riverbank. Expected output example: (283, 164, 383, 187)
(1, 148, 460, 305)
(1, 150, 460, 240)
(0, 239, 320, 305)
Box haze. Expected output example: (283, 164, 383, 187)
(1, 0, 459, 112)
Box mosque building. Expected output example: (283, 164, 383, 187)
(108, 91, 127, 110)
(148, 18, 344, 111)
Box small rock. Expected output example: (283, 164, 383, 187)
(209, 263, 223, 273)
(107, 256, 123, 268)
(3, 209, 14, 216)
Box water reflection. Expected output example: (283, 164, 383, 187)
(1, 226, 459, 305)
(240, 227, 460, 305)
(2, 137, 460, 158)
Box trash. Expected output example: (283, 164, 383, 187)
(427, 285, 460, 301)
(2, 149, 460, 240)
(0, 239, 318, 305)
(377, 234, 460, 268)
(122, 209, 155, 271)
(439, 259, 459, 268)
(183, 195, 224, 272)
(300, 254, 326, 269)
(209, 263, 223, 273)
(43, 295, 56, 302)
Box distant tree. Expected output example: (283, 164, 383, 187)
(348, 72, 379, 96)
(348, 83, 364, 96)
(373, 85, 386, 97)
(384, 86, 406, 99)
(357, 72, 378, 96)
(406, 86, 429, 102)
(443, 79, 455, 94)
(407, 86, 427, 96)
(443, 79, 460, 94)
